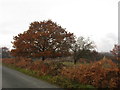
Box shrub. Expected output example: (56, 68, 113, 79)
(15, 58, 33, 68)
(61, 59, 120, 88)
(2, 58, 17, 64)
(46, 61, 65, 76)
(16, 59, 65, 76)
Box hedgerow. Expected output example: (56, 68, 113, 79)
(2, 58, 120, 88)
(61, 59, 120, 88)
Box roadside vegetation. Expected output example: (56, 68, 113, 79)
(1, 20, 120, 88)
(2, 57, 120, 88)
(3, 58, 95, 88)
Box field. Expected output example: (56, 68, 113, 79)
(2, 57, 120, 88)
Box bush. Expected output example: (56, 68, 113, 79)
(2, 58, 17, 64)
(61, 59, 120, 88)
(15, 58, 33, 68)
(50, 75, 94, 88)
(46, 61, 65, 76)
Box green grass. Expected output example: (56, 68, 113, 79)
(62, 62, 75, 66)
(62, 61, 91, 67)
(3, 63, 95, 89)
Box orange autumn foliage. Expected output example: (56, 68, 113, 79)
(2, 58, 120, 88)
(61, 59, 120, 88)
(11, 20, 75, 60)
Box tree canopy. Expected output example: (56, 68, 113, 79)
(110, 44, 120, 59)
(11, 20, 75, 60)
(0, 47, 10, 58)
(71, 36, 96, 64)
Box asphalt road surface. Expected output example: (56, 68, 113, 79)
(2, 66, 59, 88)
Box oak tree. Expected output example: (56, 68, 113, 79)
(11, 20, 75, 60)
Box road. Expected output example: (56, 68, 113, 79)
(2, 66, 59, 88)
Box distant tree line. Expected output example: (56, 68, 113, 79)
(0, 47, 11, 58)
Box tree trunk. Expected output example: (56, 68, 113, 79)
(42, 56, 45, 61)
(74, 58, 77, 64)
(73, 51, 77, 64)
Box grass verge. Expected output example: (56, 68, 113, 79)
(2, 63, 95, 89)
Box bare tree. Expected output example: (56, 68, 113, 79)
(71, 36, 95, 64)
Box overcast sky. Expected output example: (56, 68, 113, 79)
(0, 0, 119, 52)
